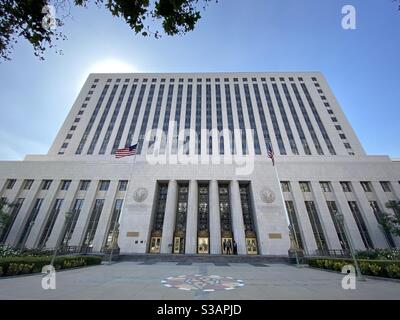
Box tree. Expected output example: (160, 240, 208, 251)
(378, 201, 400, 238)
(0, 0, 215, 61)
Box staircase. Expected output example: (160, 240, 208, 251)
(117, 253, 290, 264)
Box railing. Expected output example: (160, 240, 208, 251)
(312, 249, 351, 258)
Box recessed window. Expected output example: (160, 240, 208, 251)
(161, 78, 165, 82)
(281, 181, 291, 192)
(91, 85, 96, 89)
(99, 180, 110, 191)
(328, 110, 334, 115)
(61, 143, 68, 148)
(279, 77, 285, 81)
(82, 104, 87, 108)
(6, 179, 16, 189)
(78, 110, 84, 115)
(335, 125, 342, 130)
(321, 96, 327, 100)
(289, 77, 294, 81)
(340, 181, 352, 192)
(107, 79, 112, 82)
(85, 97, 90, 101)
(88, 91, 93, 95)
(197, 78, 202, 82)
(380, 181, 392, 193)
(41, 180, 53, 190)
(242, 78, 248, 82)
(125, 79, 130, 82)
(60, 180, 71, 191)
(318, 89, 323, 94)
(270, 77, 276, 81)
(252, 78, 257, 81)
(143, 79, 148, 82)
(70, 126, 77, 131)
(118, 180, 128, 191)
(116, 78, 121, 82)
(339, 134, 346, 139)
(94, 79, 99, 83)
(79, 180, 90, 191)
(134, 78, 138, 82)
(23, 179, 34, 190)
(179, 78, 184, 82)
(360, 181, 372, 192)
(152, 78, 157, 82)
(320, 181, 331, 192)
(233, 78, 238, 82)
(261, 77, 266, 81)
(324, 103, 330, 107)
(298, 77, 304, 81)
(206, 78, 211, 82)
(331, 117, 338, 122)
(299, 181, 311, 192)
(312, 77, 317, 81)
(74, 118, 80, 123)
(344, 143, 351, 149)
(66, 134, 73, 139)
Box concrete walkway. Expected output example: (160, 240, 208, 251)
(0, 261, 399, 299)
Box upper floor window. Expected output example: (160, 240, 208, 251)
(340, 181, 352, 192)
(60, 180, 71, 191)
(99, 180, 110, 191)
(118, 180, 128, 191)
(281, 181, 291, 192)
(320, 181, 331, 192)
(299, 181, 311, 193)
(23, 179, 34, 190)
(380, 181, 392, 193)
(6, 179, 16, 189)
(360, 181, 372, 192)
(79, 180, 90, 191)
(42, 180, 53, 190)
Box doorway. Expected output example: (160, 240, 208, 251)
(149, 237, 161, 253)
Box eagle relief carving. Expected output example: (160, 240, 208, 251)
(260, 187, 275, 204)
(133, 187, 148, 203)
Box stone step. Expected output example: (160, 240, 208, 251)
(117, 253, 290, 264)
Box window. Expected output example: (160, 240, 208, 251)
(91, 85, 96, 89)
(206, 78, 211, 82)
(104, 199, 124, 249)
(326, 201, 349, 250)
(242, 78, 248, 82)
(321, 96, 327, 100)
(252, 78, 257, 81)
(340, 181, 352, 192)
(261, 77, 266, 81)
(61, 143, 68, 148)
(380, 181, 392, 192)
(94, 79, 99, 83)
(320, 181, 331, 192)
(74, 118, 80, 123)
(285, 201, 304, 249)
(78, 110, 84, 115)
(41, 180, 52, 190)
(305, 201, 328, 252)
(60, 180, 71, 191)
(270, 77, 275, 81)
(118, 180, 128, 191)
(369, 201, 396, 248)
(331, 117, 338, 122)
(79, 180, 90, 191)
(152, 78, 157, 82)
(344, 143, 351, 149)
(339, 134, 346, 139)
(360, 182, 371, 192)
(298, 77, 304, 81)
(324, 103, 330, 107)
(88, 91, 93, 95)
(281, 181, 291, 192)
(37, 199, 63, 247)
(335, 125, 342, 130)
(99, 180, 110, 191)
(125, 78, 130, 82)
(161, 78, 165, 82)
(107, 79, 112, 82)
(23, 179, 34, 190)
(312, 77, 317, 81)
(6, 179, 16, 189)
(327, 110, 334, 115)
(70, 126, 77, 131)
(82, 199, 104, 248)
(299, 181, 311, 192)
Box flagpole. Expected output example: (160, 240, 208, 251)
(108, 138, 141, 264)
(270, 148, 300, 267)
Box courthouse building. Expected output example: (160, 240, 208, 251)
(0, 72, 399, 257)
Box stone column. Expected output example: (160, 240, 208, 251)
(26, 180, 60, 248)
(6, 180, 41, 246)
(291, 182, 318, 254)
(209, 180, 221, 254)
(92, 180, 119, 252)
(230, 180, 246, 254)
(185, 180, 198, 254)
(331, 182, 365, 250)
(353, 182, 387, 248)
(46, 180, 80, 248)
(310, 181, 342, 250)
(161, 180, 177, 253)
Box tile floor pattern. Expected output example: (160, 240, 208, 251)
(0, 261, 399, 300)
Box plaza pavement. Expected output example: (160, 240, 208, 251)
(0, 261, 399, 300)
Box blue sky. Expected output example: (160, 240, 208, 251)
(0, 0, 399, 160)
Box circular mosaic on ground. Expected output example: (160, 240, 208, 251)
(161, 275, 245, 292)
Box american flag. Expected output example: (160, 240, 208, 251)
(267, 142, 275, 166)
(115, 144, 137, 158)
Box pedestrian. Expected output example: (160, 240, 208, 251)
(233, 240, 238, 255)
(227, 239, 232, 255)
(223, 239, 227, 254)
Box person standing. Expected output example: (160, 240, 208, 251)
(233, 240, 238, 255)
(223, 239, 227, 254)
(227, 239, 232, 255)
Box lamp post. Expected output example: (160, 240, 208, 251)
(108, 222, 120, 264)
(50, 211, 73, 267)
(288, 224, 300, 267)
(334, 211, 365, 281)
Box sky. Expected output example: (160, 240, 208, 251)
(0, 0, 399, 160)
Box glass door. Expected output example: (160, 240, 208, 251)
(150, 237, 161, 253)
(221, 237, 233, 254)
(173, 237, 185, 254)
(197, 237, 209, 254)
(246, 238, 258, 255)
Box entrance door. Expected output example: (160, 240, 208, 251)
(197, 237, 209, 254)
(246, 238, 258, 255)
(221, 237, 233, 254)
(149, 237, 161, 253)
(173, 237, 185, 254)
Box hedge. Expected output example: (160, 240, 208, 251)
(0, 255, 102, 277)
(307, 258, 400, 279)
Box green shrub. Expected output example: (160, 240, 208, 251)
(307, 258, 400, 279)
(386, 264, 400, 278)
(0, 255, 102, 277)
